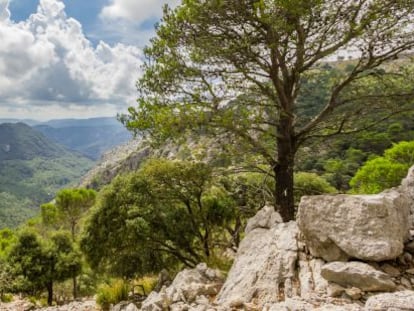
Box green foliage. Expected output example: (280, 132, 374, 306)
(54, 188, 96, 239)
(350, 141, 414, 193)
(132, 276, 157, 296)
(1, 293, 13, 302)
(81, 159, 237, 277)
(0, 192, 35, 229)
(294, 172, 337, 203)
(8, 230, 81, 305)
(0, 228, 16, 259)
(123, 0, 414, 221)
(0, 156, 94, 229)
(96, 279, 130, 311)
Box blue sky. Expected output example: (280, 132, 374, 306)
(0, 0, 178, 120)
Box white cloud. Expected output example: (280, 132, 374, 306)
(101, 0, 179, 23)
(0, 0, 143, 120)
(0, 0, 10, 22)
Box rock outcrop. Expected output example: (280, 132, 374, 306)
(216, 221, 298, 308)
(244, 205, 282, 234)
(365, 290, 414, 310)
(321, 261, 396, 292)
(140, 263, 223, 311)
(297, 189, 410, 262)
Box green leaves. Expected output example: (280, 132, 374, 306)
(350, 141, 414, 193)
(81, 159, 238, 277)
(7, 230, 80, 298)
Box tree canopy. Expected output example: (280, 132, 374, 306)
(123, 0, 414, 221)
(81, 159, 237, 277)
(350, 141, 414, 193)
(8, 230, 81, 305)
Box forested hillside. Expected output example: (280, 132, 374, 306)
(0, 123, 94, 228)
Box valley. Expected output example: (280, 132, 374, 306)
(0, 118, 130, 228)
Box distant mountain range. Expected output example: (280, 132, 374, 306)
(1, 117, 132, 160)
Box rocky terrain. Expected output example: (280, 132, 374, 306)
(126, 165, 414, 311)
(3, 166, 414, 311)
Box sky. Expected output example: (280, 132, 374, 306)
(0, 0, 179, 121)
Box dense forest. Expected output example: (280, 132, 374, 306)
(1, 0, 414, 309)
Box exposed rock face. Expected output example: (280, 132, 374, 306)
(140, 263, 223, 311)
(297, 189, 410, 262)
(364, 290, 414, 310)
(321, 261, 396, 292)
(268, 297, 363, 311)
(112, 302, 139, 311)
(244, 205, 282, 234)
(216, 221, 299, 308)
(38, 300, 96, 311)
(401, 165, 414, 229)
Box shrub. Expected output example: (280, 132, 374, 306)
(294, 172, 337, 203)
(0, 293, 13, 303)
(96, 279, 130, 311)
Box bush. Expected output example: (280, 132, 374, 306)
(350, 141, 414, 194)
(96, 279, 130, 311)
(294, 172, 337, 203)
(132, 276, 157, 296)
(0, 293, 13, 303)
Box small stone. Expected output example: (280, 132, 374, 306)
(405, 241, 414, 254)
(399, 252, 414, 266)
(406, 268, 414, 275)
(229, 299, 244, 308)
(195, 295, 210, 305)
(401, 277, 412, 288)
(381, 264, 400, 277)
(327, 283, 345, 297)
(243, 302, 260, 311)
(345, 287, 363, 300)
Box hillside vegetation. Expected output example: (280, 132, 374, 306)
(0, 123, 94, 228)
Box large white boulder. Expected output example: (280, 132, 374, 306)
(216, 221, 299, 308)
(297, 189, 410, 262)
(321, 261, 396, 292)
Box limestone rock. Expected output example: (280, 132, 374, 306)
(364, 290, 414, 310)
(297, 189, 410, 262)
(404, 241, 414, 254)
(216, 221, 298, 307)
(268, 297, 363, 311)
(111, 302, 139, 311)
(401, 165, 414, 201)
(380, 264, 400, 277)
(327, 283, 345, 298)
(345, 287, 363, 300)
(321, 261, 396, 292)
(244, 205, 282, 234)
(140, 288, 170, 311)
(141, 263, 223, 311)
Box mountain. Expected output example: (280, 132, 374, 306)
(0, 119, 40, 126)
(0, 123, 94, 228)
(34, 117, 132, 160)
(0, 123, 68, 161)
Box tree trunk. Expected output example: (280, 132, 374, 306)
(275, 116, 296, 222)
(73, 275, 77, 299)
(47, 281, 53, 306)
